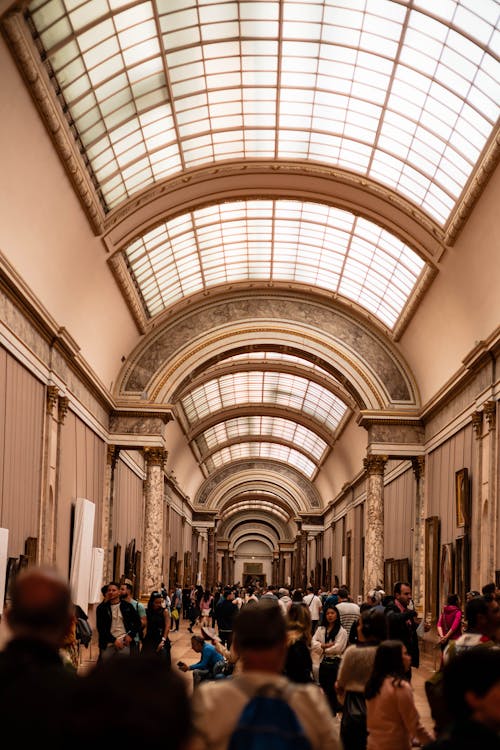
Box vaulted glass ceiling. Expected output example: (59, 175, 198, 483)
(180, 369, 347, 477)
(181, 370, 348, 431)
(125, 198, 426, 328)
(29, 0, 499, 224)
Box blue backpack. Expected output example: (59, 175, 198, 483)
(228, 682, 312, 750)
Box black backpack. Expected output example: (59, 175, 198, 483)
(228, 682, 312, 750)
(75, 616, 92, 648)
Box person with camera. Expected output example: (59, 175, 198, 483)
(177, 633, 225, 686)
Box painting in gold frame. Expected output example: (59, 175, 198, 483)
(455, 468, 469, 528)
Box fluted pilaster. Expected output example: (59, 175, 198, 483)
(411, 456, 426, 614)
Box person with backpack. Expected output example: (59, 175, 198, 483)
(191, 598, 341, 750)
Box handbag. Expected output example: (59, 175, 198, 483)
(172, 608, 179, 620)
(341, 691, 367, 750)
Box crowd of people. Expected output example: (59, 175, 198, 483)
(0, 567, 499, 750)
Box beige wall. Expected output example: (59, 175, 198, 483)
(0, 37, 138, 389)
(164, 419, 205, 500)
(399, 162, 500, 404)
(314, 416, 367, 505)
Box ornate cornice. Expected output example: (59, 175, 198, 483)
(107, 253, 147, 334)
(363, 455, 388, 476)
(444, 126, 500, 246)
(2, 12, 105, 235)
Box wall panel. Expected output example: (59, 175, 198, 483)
(113, 458, 144, 558)
(384, 464, 415, 561)
(427, 424, 473, 544)
(0, 350, 44, 557)
(57, 410, 105, 576)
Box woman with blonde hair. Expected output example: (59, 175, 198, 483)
(283, 601, 314, 683)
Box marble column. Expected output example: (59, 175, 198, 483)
(411, 456, 426, 615)
(363, 455, 387, 597)
(222, 549, 229, 584)
(483, 402, 497, 582)
(142, 447, 167, 596)
(39, 386, 60, 565)
(471, 409, 483, 588)
(300, 530, 308, 588)
(102, 444, 120, 582)
(278, 552, 285, 585)
(207, 527, 216, 589)
(272, 555, 279, 586)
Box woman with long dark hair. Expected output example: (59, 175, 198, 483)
(312, 604, 348, 714)
(142, 591, 171, 667)
(365, 640, 433, 749)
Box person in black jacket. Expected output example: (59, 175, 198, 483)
(384, 581, 419, 680)
(0, 566, 79, 747)
(96, 581, 142, 660)
(214, 587, 238, 647)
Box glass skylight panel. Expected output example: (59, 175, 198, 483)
(180, 370, 347, 433)
(198, 416, 328, 461)
(26, 0, 499, 223)
(206, 442, 317, 478)
(126, 198, 425, 325)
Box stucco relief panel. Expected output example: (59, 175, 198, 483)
(122, 296, 412, 402)
(196, 459, 321, 508)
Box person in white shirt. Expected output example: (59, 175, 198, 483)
(303, 586, 323, 634)
(336, 587, 360, 636)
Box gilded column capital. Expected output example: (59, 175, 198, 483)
(58, 396, 69, 424)
(46, 385, 59, 415)
(411, 456, 426, 480)
(106, 444, 120, 469)
(484, 401, 497, 432)
(471, 410, 483, 436)
(143, 447, 168, 469)
(363, 455, 388, 476)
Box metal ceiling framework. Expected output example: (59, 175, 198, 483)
(4, 1, 499, 544)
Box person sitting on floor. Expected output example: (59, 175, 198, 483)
(178, 633, 225, 686)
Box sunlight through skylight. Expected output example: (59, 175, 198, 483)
(180, 369, 348, 432)
(125, 198, 425, 328)
(28, 0, 500, 223)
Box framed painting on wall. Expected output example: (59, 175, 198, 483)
(455, 468, 469, 527)
(425, 516, 440, 620)
(440, 543, 454, 605)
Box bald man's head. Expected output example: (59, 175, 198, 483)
(7, 566, 73, 646)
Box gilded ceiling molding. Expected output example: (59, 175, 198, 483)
(392, 265, 437, 342)
(108, 253, 147, 334)
(2, 12, 105, 235)
(195, 461, 321, 510)
(102, 160, 445, 267)
(117, 294, 418, 409)
(444, 126, 500, 246)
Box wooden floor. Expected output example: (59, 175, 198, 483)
(80, 613, 437, 736)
